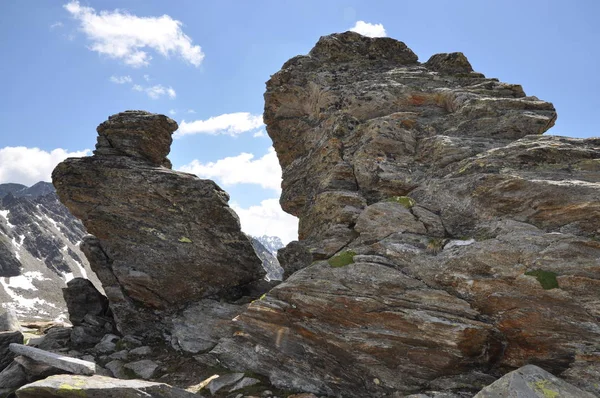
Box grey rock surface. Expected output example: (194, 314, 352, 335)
(473, 364, 596, 397)
(170, 299, 245, 354)
(277, 240, 312, 280)
(93, 333, 119, 354)
(15, 374, 199, 398)
(123, 359, 159, 380)
(229, 376, 260, 392)
(0, 361, 27, 395)
(0, 331, 23, 372)
(62, 277, 110, 326)
(206, 372, 245, 395)
(0, 308, 21, 332)
(129, 345, 152, 357)
(9, 343, 98, 376)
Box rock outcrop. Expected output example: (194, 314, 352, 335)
(209, 32, 600, 397)
(52, 111, 265, 338)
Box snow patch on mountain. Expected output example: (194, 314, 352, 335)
(254, 235, 284, 256)
(0, 209, 15, 228)
(0, 181, 101, 321)
(0, 271, 56, 315)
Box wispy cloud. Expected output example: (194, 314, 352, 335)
(109, 75, 132, 84)
(133, 84, 176, 99)
(0, 147, 90, 186)
(176, 112, 263, 138)
(169, 109, 196, 116)
(349, 21, 387, 38)
(64, 1, 204, 68)
(50, 22, 64, 29)
(177, 147, 281, 192)
(253, 130, 266, 138)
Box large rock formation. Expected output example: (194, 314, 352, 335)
(52, 111, 265, 338)
(209, 32, 600, 397)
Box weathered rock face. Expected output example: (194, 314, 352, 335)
(52, 110, 265, 337)
(211, 32, 600, 397)
(265, 32, 557, 256)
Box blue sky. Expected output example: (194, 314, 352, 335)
(1, 1, 599, 243)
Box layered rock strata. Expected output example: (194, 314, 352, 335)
(210, 32, 600, 397)
(52, 111, 265, 338)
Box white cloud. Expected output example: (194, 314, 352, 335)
(177, 147, 281, 192)
(143, 74, 151, 82)
(349, 20, 387, 38)
(109, 75, 132, 84)
(132, 84, 176, 99)
(0, 147, 90, 186)
(50, 22, 64, 29)
(187, 109, 196, 114)
(232, 199, 298, 245)
(253, 130, 266, 138)
(176, 112, 263, 138)
(168, 109, 177, 116)
(64, 1, 204, 68)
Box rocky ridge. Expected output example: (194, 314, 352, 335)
(0, 182, 100, 321)
(207, 32, 600, 397)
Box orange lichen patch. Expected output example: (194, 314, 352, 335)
(394, 92, 457, 113)
(400, 119, 417, 129)
(408, 94, 427, 106)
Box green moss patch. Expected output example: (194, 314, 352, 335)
(525, 269, 559, 290)
(178, 236, 192, 243)
(386, 196, 416, 208)
(328, 250, 356, 268)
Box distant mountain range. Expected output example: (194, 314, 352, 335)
(249, 235, 284, 281)
(0, 182, 97, 322)
(253, 235, 284, 256)
(0, 182, 284, 321)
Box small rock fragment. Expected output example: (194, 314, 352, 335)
(207, 373, 245, 395)
(123, 359, 159, 380)
(9, 343, 97, 376)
